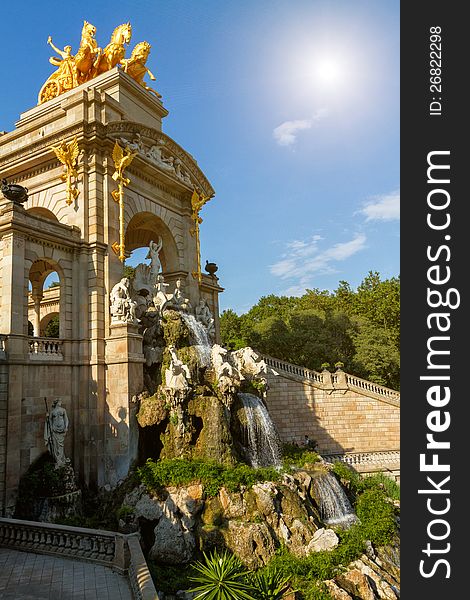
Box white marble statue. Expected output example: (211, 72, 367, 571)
(210, 344, 241, 407)
(172, 278, 192, 312)
(165, 345, 191, 405)
(120, 133, 144, 153)
(231, 347, 268, 379)
(153, 274, 172, 312)
(195, 299, 215, 338)
(146, 238, 163, 281)
(146, 144, 175, 171)
(110, 277, 138, 324)
(44, 399, 69, 469)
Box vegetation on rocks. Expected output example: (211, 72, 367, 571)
(137, 457, 281, 498)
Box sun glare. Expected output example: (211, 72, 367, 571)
(313, 56, 343, 86)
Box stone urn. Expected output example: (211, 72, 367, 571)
(205, 260, 218, 276)
(1, 178, 29, 204)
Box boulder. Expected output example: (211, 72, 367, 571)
(335, 569, 377, 600)
(306, 527, 339, 553)
(324, 580, 353, 599)
(221, 521, 276, 569)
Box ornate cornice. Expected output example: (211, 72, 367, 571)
(106, 121, 215, 199)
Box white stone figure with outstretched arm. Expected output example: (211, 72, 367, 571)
(146, 238, 163, 281)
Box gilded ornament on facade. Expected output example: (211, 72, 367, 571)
(50, 137, 80, 206)
(190, 189, 211, 283)
(37, 21, 160, 104)
(111, 141, 137, 262)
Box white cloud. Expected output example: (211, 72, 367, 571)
(270, 233, 367, 295)
(361, 190, 400, 221)
(273, 109, 328, 146)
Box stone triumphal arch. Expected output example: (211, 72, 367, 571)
(0, 38, 223, 514)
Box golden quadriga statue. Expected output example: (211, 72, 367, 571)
(38, 21, 160, 104)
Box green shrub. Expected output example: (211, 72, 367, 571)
(355, 488, 396, 546)
(188, 549, 254, 600)
(249, 565, 292, 599)
(149, 563, 195, 594)
(362, 473, 400, 501)
(137, 457, 281, 498)
(282, 444, 320, 469)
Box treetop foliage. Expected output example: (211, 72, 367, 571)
(220, 272, 400, 390)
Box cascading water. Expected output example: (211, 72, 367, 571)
(312, 471, 357, 528)
(239, 393, 282, 468)
(182, 313, 212, 367)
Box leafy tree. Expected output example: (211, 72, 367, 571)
(43, 314, 60, 338)
(219, 272, 400, 389)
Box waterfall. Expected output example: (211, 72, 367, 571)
(239, 393, 282, 468)
(312, 472, 357, 528)
(182, 313, 212, 367)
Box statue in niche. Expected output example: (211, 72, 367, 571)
(195, 298, 215, 339)
(44, 399, 69, 469)
(146, 238, 163, 281)
(165, 345, 191, 405)
(172, 278, 192, 312)
(110, 277, 138, 324)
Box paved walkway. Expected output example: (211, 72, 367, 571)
(0, 548, 132, 599)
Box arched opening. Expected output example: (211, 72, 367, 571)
(40, 312, 60, 338)
(26, 207, 59, 222)
(28, 260, 63, 339)
(125, 212, 180, 275)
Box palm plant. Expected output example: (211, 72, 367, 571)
(188, 549, 255, 600)
(249, 566, 292, 600)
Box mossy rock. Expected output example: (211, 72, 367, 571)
(137, 394, 169, 428)
(201, 496, 225, 526)
(187, 396, 238, 465)
(161, 309, 190, 348)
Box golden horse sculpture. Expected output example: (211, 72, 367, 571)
(121, 41, 161, 98)
(38, 22, 133, 104)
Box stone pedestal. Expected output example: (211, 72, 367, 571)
(104, 323, 144, 485)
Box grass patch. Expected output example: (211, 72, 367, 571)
(281, 443, 321, 469)
(137, 457, 281, 497)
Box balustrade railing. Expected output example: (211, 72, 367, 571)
(322, 451, 400, 468)
(0, 518, 160, 598)
(28, 337, 63, 359)
(264, 356, 324, 385)
(263, 355, 399, 403)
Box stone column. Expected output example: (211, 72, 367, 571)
(0, 207, 28, 515)
(31, 290, 43, 337)
(105, 322, 144, 486)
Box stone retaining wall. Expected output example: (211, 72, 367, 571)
(265, 363, 399, 457)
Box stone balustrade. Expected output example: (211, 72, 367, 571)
(264, 356, 324, 385)
(264, 355, 400, 404)
(340, 373, 400, 404)
(28, 337, 63, 360)
(322, 451, 400, 479)
(0, 518, 160, 598)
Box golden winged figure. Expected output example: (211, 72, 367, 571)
(112, 140, 137, 186)
(50, 136, 80, 205)
(51, 137, 80, 178)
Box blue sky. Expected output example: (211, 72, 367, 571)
(1, 0, 399, 313)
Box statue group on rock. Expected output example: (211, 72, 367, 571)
(38, 20, 160, 104)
